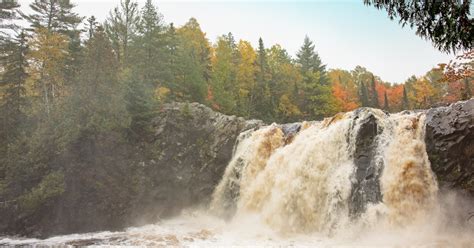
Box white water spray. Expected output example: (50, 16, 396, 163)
(211, 109, 441, 235)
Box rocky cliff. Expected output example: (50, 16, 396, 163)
(425, 99, 474, 196)
(0, 102, 262, 237)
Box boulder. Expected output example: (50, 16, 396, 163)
(425, 99, 474, 196)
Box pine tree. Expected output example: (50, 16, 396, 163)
(22, 0, 82, 116)
(86, 16, 98, 40)
(370, 75, 379, 108)
(124, 0, 168, 138)
(68, 26, 129, 133)
(105, 0, 140, 65)
(359, 82, 370, 107)
(296, 36, 327, 82)
(0, 0, 21, 41)
(252, 37, 272, 119)
(160, 22, 179, 100)
(402, 85, 409, 109)
(132, 0, 166, 87)
(0, 31, 29, 142)
(22, 0, 83, 35)
(296, 36, 334, 119)
(383, 91, 389, 111)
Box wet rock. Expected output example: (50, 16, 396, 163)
(349, 109, 384, 217)
(425, 99, 474, 196)
(134, 102, 263, 221)
(279, 123, 302, 144)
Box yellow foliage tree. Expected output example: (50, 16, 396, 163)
(28, 27, 69, 115)
(235, 40, 256, 116)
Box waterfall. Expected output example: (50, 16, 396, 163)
(210, 108, 439, 235)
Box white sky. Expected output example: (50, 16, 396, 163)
(17, 0, 458, 83)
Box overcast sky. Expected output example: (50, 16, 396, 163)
(18, 0, 457, 83)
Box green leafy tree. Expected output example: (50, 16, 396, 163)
(267, 44, 302, 121)
(364, 0, 473, 53)
(174, 18, 211, 102)
(210, 33, 238, 113)
(235, 40, 256, 117)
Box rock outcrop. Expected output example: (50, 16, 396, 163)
(425, 99, 474, 196)
(349, 109, 384, 217)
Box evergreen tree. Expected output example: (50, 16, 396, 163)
(132, 0, 166, 87)
(296, 36, 327, 82)
(86, 16, 98, 40)
(359, 82, 370, 107)
(383, 91, 389, 111)
(0, 0, 20, 41)
(68, 26, 129, 134)
(160, 22, 179, 100)
(0, 31, 29, 143)
(402, 85, 409, 109)
(296, 36, 334, 119)
(22, 0, 82, 35)
(125, 0, 167, 136)
(105, 0, 140, 65)
(22, 0, 82, 116)
(370, 75, 379, 108)
(252, 37, 272, 119)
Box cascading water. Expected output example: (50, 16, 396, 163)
(211, 108, 440, 235)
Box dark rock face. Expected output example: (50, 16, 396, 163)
(0, 102, 261, 238)
(133, 103, 262, 221)
(349, 109, 384, 217)
(425, 99, 474, 196)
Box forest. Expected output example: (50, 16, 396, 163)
(0, 0, 472, 217)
